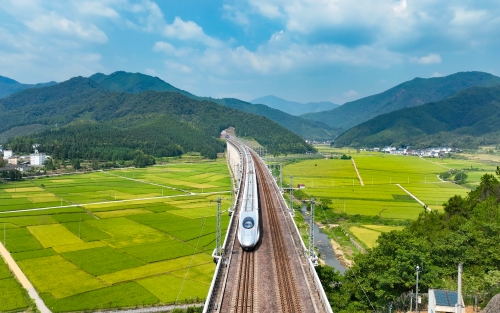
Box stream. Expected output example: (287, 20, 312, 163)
(300, 208, 347, 274)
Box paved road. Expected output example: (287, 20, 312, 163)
(0, 242, 51, 313)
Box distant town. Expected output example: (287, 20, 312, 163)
(0, 145, 48, 173)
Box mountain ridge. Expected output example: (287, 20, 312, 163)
(251, 95, 340, 115)
(1, 75, 313, 158)
(302, 71, 500, 132)
(333, 84, 500, 148)
(0, 74, 57, 99)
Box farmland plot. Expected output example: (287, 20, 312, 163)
(0, 159, 231, 312)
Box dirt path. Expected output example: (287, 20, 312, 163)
(351, 158, 364, 186)
(396, 184, 432, 211)
(0, 242, 51, 313)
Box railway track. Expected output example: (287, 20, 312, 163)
(231, 249, 255, 313)
(254, 152, 303, 313)
(214, 141, 326, 313)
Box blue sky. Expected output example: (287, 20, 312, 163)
(0, 0, 499, 104)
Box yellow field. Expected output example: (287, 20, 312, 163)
(4, 187, 43, 193)
(95, 209, 152, 219)
(349, 226, 381, 249)
(28, 224, 83, 248)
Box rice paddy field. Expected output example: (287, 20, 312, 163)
(0, 160, 231, 312)
(348, 225, 404, 249)
(0, 252, 29, 312)
(282, 152, 486, 251)
(283, 154, 474, 218)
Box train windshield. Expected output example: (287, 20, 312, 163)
(242, 217, 254, 229)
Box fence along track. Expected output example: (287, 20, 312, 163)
(254, 153, 303, 313)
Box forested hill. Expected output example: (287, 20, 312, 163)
(89, 71, 194, 97)
(333, 85, 500, 148)
(87, 71, 336, 140)
(0, 75, 56, 99)
(1, 76, 313, 160)
(302, 71, 500, 132)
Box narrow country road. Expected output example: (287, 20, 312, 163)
(351, 158, 364, 186)
(0, 242, 51, 313)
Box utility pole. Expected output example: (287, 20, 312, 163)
(279, 163, 283, 192)
(78, 218, 81, 239)
(457, 263, 463, 313)
(215, 197, 222, 259)
(415, 265, 421, 312)
(309, 198, 315, 259)
(289, 176, 294, 215)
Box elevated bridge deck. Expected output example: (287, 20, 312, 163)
(203, 139, 332, 313)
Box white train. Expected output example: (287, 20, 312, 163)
(237, 147, 260, 250)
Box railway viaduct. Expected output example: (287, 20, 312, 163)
(203, 138, 333, 313)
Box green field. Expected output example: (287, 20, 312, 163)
(349, 225, 404, 249)
(0, 159, 231, 312)
(283, 152, 482, 252)
(0, 254, 29, 312)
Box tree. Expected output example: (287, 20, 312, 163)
(71, 158, 81, 170)
(44, 158, 56, 171)
(454, 172, 468, 184)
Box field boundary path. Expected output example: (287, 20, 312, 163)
(101, 171, 193, 194)
(0, 191, 230, 215)
(0, 242, 51, 313)
(396, 184, 432, 211)
(351, 158, 364, 186)
(105, 303, 203, 313)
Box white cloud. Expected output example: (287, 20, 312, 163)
(77, 1, 119, 18)
(165, 60, 192, 74)
(163, 17, 221, 47)
(25, 12, 108, 43)
(124, 0, 165, 32)
(410, 53, 442, 65)
(249, 0, 282, 19)
(223, 5, 250, 26)
(432, 72, 444, 78)
(343, 90, 359, 98)
(152, 41, 190, 57)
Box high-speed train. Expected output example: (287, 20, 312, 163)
(237, 147, 260, 250)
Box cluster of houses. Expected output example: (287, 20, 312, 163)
(0, 147, 48, 173)
(373, 146, 456, 158)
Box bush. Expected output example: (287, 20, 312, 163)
(454, 172, 468, 184)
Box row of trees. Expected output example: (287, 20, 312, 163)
(316, 168, 500, 312)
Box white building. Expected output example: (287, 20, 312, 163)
(30, 153, 47, 166)
(3, 149, 13, 159)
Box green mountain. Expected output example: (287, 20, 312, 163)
(89, 71, 194, 97)
(333, 85, 500, 148)
(1, 76, 313, 160)
(215, 98, 338, 141)
(0, 75, 57, 98)
(251, 95, 339, 115)
(90, 72, 336, 140)
(302, 71, 500, 132)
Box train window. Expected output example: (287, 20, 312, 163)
(242, 217, 254, 229)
